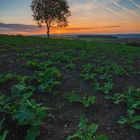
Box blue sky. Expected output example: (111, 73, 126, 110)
(0, 0, 140, 34)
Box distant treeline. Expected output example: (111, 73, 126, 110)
(77, 35, 118, 39)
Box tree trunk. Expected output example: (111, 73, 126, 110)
(47, 25, 50, 38)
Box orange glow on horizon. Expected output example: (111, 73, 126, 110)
(1, 22, 140, 35)
(22, 24, 140, 35)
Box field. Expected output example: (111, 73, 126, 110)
(0, 35, 140, 140)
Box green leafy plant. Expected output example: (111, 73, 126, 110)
(81, 63, 94, 73)
(13, 99, 47, 140)
(0, 117, 8, 140)
(80, 73, 97, 81)
(23, 63, 61, 93)
(24, 60, 53, 70)
(81, 64, 114, 94)
(110, 63, 125, 76)
(106, 93, 125, 104)
(39, 61, 53, 70)
(102, 82, 114, 94)
(95, 66, 107, 74)
(67, 116, 108, 140)
(94, 81, 113, 94)
(118, 115, 140, 130)
(80, 63, 97, 81)
(64, 63, 76, 70)
(24, 61, 39, 69)
(0, 94, 11, 113)
(0, 82, 47, 140)
(64, 92, 96, 107)
(29, 67, 61, 93)
(99, 74, 112, 81)
(81, 96, 96, 107)
(106, 87, 140, 129)
(0, 73, 17, 85)
(11, 83, 35, 99)
(13, 99, 47, 126)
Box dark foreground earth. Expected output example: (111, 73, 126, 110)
(0, 35, 140, 140)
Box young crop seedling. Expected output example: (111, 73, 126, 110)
(81, 63, 94, 73)
(11, 83, 35, 99)
(81, 64, 114, 95)
(64, 63, 76, 70)
(0, 117, 8, 140)
(6, 84, 47, 140)
(24, 60, 54, 70)
(37, 69, 61, 93)
(102, 82, 114, 94)
(0, 73, 17, 85)
(0, 94, 12, 113)
(80, 63, 97, 81)
(80, 73, 97, 81)
(93, 81, 114, 94)
(24, 60, 39, 69)
(118, 115, 140, 130)
(106, 93, 125, 104)
(79, 50, 89, 60)
(99, 74, 112, 81)
(0, 81, 48, 140)
(81, 96, 96, 107)
(67, 115, 108, 140)
(13, 99, 47, 140)
(64, 92, 96, 107)
(50, 51, 76, 64)
(106, 87, 140, 129)
(28, 67, 61, 93)
(108, 63, 126, 76)
(95, 66, 107, 74)
(95, 62, 125, 76)
(38, 61, 53, 70)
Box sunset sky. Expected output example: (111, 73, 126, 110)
(0, 0, 140, 35)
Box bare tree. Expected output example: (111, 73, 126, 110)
(31, 0, 71, 37)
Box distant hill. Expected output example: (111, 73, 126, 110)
(116, 34, 140, 39)
(32, 34, 140, 39)
(77, 35, 118, 39)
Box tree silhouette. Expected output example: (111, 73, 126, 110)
(31, 0, 71, 37)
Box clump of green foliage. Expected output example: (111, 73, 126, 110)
(67, 115, 108, 140)
(0, 73, 16, 85)
(0, 83, 47, 140)
(64, 92, 96, 107)
(0, 117, 8, 140)
(64, 63, 76, 70)
(24, 61, 39, 69)
(13, 99, 47, 140)
(80, 63, 114, 95)
(106, 87, 140, 129)
(94, 81, 114, 94)
(31, 67, 61, 93)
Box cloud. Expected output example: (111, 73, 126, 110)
(0, 22, 122, 34)
(128, 0, 140, 8)
(0, 23, 94, 32)
(70, 0, 140, 20)
(101, 25, 122, 28)
(70, 0, 124, 18)
(64, 27, 96, 30)
(113, 1, 139, 16)
(64, 25, 122, 31)
(0, 23, 38, 32)
(102, 6, 123, 17)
